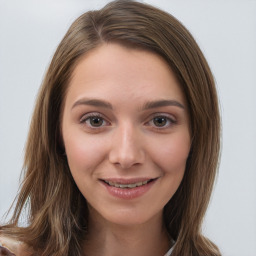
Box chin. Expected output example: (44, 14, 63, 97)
(99, 207, 163, 228)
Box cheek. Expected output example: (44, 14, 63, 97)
(150, 132, 191, 174)
(151, 133, 190, 202)
(63, 133, 107, 176)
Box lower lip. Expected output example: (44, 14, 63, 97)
(100, 180, 157, 200)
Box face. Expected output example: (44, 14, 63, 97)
(62, 43, 190, 227)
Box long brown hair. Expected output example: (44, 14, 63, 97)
(0, 1, 221, 255)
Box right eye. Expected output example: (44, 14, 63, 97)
(80, 113, 109, 129)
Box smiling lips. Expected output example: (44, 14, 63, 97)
(100, 178, 157, 199)
(103, 179, 152, 189)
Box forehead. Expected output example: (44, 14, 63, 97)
(65, 43, 185, 108)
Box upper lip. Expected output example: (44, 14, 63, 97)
(100, 177, 157, 184)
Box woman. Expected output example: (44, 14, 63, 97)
(0, 1, 221, 255)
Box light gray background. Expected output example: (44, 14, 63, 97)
(0, 1, 256, 255)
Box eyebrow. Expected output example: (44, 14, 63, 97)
(142, 99, 185, 110)
(72, 98, 185, 110)
(72, 98, 113, 110)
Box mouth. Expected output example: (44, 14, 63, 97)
(99, 178, 158, 200)
(102, 179, 155, 189)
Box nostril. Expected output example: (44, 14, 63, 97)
(108, 144, 145, 169)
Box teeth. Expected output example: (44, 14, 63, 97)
(105, 180, 151, 189)
(128, 183, 137, 188)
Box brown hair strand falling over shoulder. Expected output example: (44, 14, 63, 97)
(0, 1, 221, 256)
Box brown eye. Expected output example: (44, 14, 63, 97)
(147, 114, 176, 130)
(80, 113, 107, 128)
(153, 116, 168, 127)
(88, 116, 104, 127)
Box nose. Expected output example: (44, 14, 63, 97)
(108, 123, 145, 169)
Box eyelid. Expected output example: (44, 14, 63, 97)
(150, 112, 176, 121)
(80, 112, 104, 122)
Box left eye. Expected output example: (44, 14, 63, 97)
(152, 116, 168, 127)
(87, 116, 105, 127)
(148, 115, 175, 128)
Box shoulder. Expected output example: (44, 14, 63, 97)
(0, 235, 33, 256)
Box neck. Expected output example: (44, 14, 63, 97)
(83, 210, 171, 256)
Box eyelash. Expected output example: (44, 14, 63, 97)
(79, 112, 177, 130)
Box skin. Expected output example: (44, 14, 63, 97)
(62, 43, 191, 256)
(0, 236, 32, 256)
